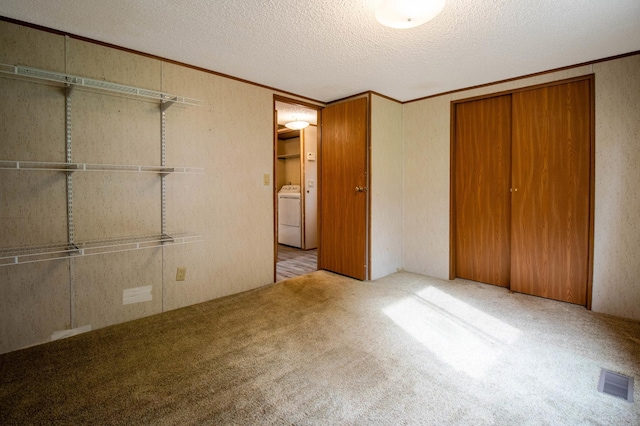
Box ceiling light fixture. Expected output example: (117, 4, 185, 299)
(285, 119, 310, 130)
(375, 0, 445, 29)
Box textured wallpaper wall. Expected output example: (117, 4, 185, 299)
(592, 55, 640, 320)
(370, 94, 404, 280)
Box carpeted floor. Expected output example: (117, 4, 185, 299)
(0, 271, 638, 425)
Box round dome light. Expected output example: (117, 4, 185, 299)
(375, 0, 445, 29)
(285, 120, 310, 130)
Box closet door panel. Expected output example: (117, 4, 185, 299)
(455, 95, 512, 286)
(511, 80, 591, 304)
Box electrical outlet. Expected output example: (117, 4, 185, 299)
(176, 267, 187, 281)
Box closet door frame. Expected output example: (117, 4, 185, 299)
(449, 74, 595, 309)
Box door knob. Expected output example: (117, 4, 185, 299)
(355, 186, 367, 192)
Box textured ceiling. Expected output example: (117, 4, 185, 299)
(1, 0, 639, 102)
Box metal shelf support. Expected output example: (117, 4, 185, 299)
(161, 107, 167, 236)
(65, 84, 75, 245)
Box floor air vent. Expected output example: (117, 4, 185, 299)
(598, 368, 634, 402)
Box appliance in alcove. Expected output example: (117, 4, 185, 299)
(278, 185, 301, 248)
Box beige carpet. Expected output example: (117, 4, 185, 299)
(0, 271, 638, 425)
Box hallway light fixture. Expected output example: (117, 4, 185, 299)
(285, 119, 310, 130)
(375, 0, 445, 29)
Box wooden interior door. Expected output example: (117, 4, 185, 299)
(319, 97, 368, 280)
(455, 95, 512, 286)
(511, 80, 591, 304)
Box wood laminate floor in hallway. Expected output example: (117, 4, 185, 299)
(276, 244, 317, 282)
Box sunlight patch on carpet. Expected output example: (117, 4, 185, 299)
(383, 286, 520, 379)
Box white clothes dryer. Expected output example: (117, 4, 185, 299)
(278, 185, 301, 248)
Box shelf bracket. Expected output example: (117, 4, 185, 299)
(67, 243, 82, 257)
(160, 97, 177, 113)
(65, 82, 75, 97)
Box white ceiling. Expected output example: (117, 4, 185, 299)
(1, 0, 639, 103)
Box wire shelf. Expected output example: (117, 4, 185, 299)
(0, 63, 203, 107)
(0, 233, 204, 266)
(0, 160, 204, 174)
(0, 63, 205, 268)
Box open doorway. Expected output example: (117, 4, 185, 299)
(274, 97, 321, 282)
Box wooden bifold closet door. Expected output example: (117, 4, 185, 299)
(454, 78, 592, 306)
(510, 80, 591, 304)
(455, 95, 512, 287)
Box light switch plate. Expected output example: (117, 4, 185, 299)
(176, 267, 187, 281)
(263, 173, 270, 186)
